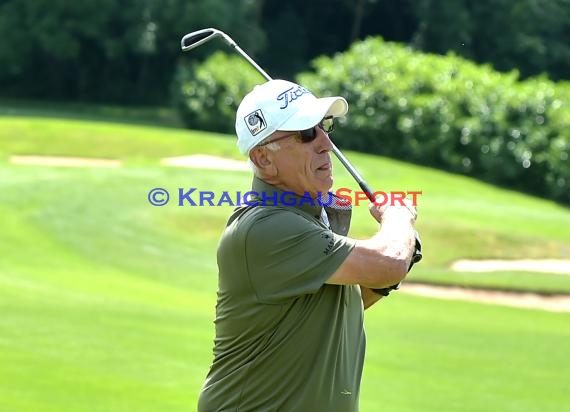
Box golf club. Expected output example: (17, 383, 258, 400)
(182, 28, 272, 81)
(180, 27, 422, 264)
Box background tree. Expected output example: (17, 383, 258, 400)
(257, 0, 418, 79)
(0, 0, 569, 104)
(412, 0, 570, 80)
(0, 0, 263, 103)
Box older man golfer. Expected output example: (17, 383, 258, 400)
(197, 79, 419, 411)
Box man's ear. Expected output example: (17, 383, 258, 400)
(249, 147, 276, 175)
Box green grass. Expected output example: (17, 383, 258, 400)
(361, 295, 570, 412)
(1, 108, 570, 411)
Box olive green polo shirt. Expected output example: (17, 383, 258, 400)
(198, 178, 365, 412)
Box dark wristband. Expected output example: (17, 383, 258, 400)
(371, 283, 400, 296)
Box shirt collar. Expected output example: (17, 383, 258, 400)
(251, 176, 323, 220)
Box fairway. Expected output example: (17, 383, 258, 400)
(1, 114, 570, 411)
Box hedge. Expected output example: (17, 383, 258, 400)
(298, 38, 570, 203)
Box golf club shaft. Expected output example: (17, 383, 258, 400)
(226, 43, 273, 82)
(330, 144, 374, 201)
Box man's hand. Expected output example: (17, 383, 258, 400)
(367, 196, 421, 298)
(369, 197, 422, 268)
(368, 197, 417, 224)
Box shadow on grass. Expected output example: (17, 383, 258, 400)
(0, 99, 184, 129)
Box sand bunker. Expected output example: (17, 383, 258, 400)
(402, 282, 570, 313)
(161, 154, 250, 171)
(451, 259, 570, 275)
(10, 155, 122, 168)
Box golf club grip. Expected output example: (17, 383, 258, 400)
(182, 32, 211, 48)
(359, 181, 375, 202)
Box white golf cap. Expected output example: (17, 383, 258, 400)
(235, 79, 348, 155)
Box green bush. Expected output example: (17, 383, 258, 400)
(172, 51, 265, 134)
(297, 38, 570, 203)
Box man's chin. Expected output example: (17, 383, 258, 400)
(312, 178, 334, 197)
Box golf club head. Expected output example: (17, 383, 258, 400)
(181, 28, 221, 51)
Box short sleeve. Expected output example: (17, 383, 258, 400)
(244, 208, 355, 303)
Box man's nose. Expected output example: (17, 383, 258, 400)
(314, 127, 333, 153)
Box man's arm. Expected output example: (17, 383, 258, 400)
(326, 200, 417, 292)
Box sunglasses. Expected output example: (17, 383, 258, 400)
(257, 116, 335, 147)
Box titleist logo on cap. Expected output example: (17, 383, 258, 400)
(277, 86, 311, 109)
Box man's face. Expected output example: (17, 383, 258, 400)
(263, 126, 334, 197)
